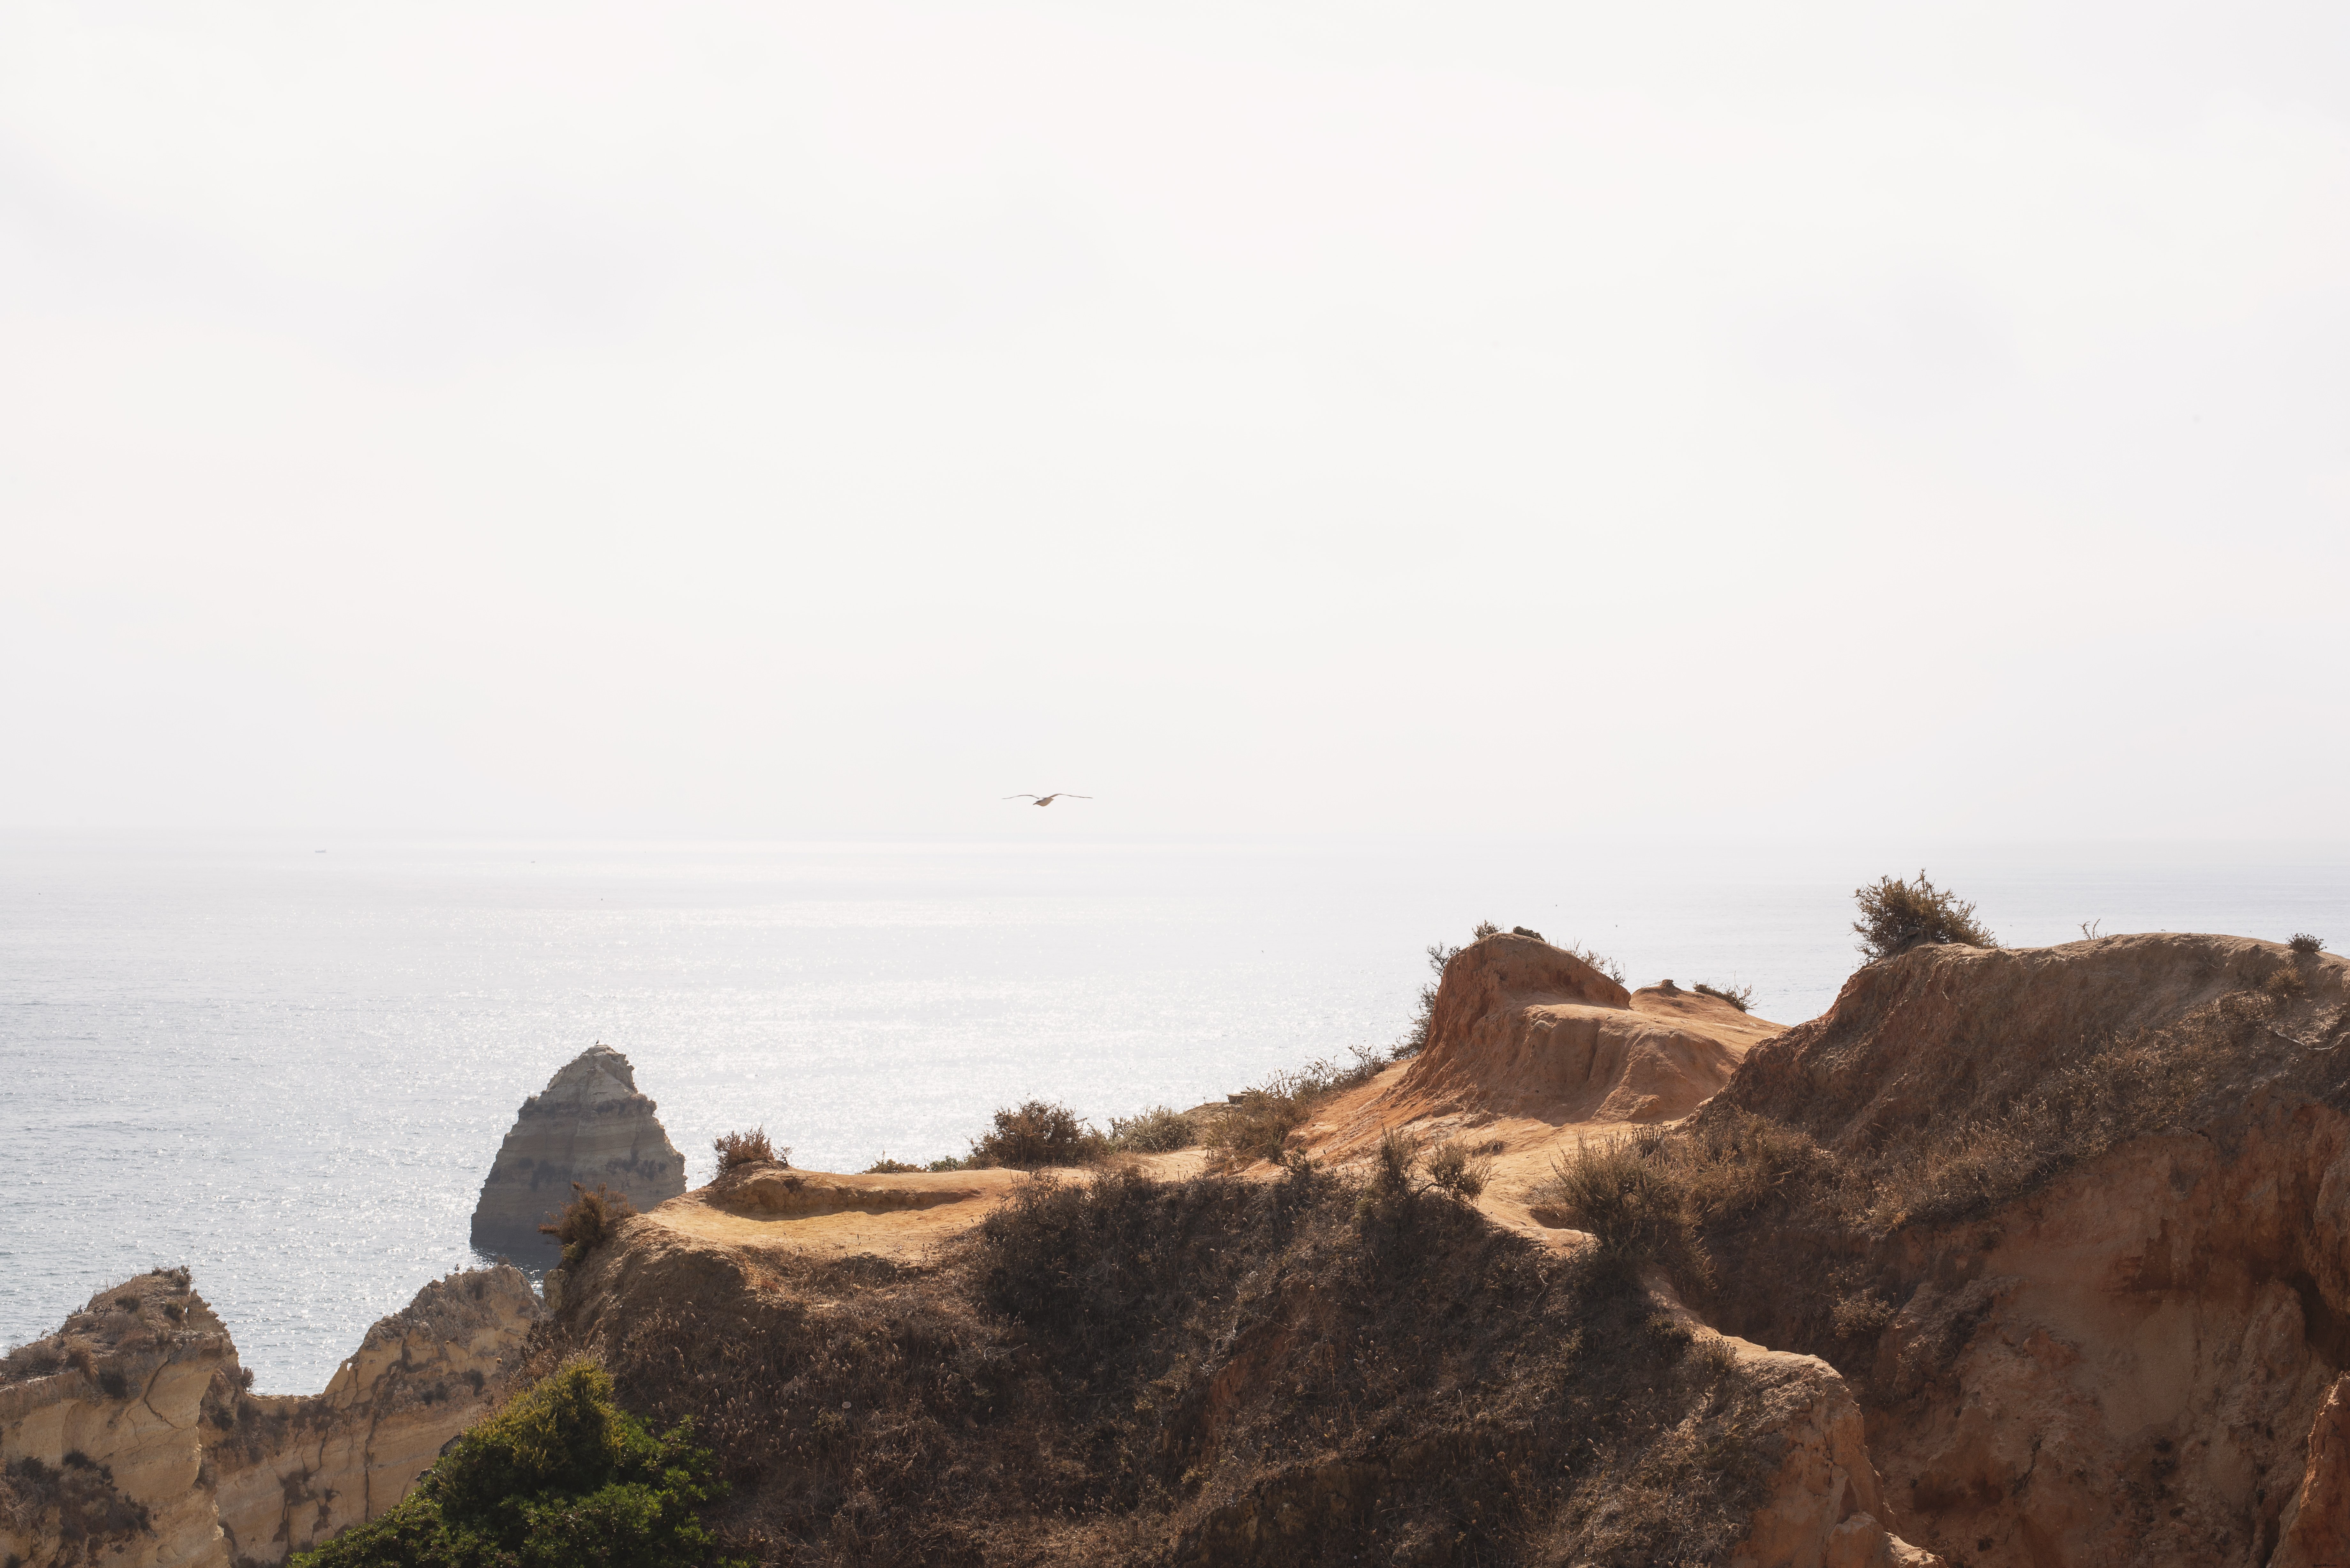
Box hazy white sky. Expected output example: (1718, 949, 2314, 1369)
(4, 2, 2346, 841)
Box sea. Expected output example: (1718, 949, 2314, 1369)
(4, 833, 2344, 1391)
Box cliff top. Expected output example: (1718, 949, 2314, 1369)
(522, 1044, 649, 1113)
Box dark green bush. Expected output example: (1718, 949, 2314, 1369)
(860, 1156, 922, 1174)
(1852, 870, 1996, 962)
(289, 1361, 737, 1567)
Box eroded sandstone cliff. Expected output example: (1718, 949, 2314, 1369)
(0, 1266, 540, 1568)
(1682, 932, 2350, 1567)
(470, 1044, 687, 1257)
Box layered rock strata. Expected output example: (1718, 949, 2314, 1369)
(0, 1266, 540, 1568)
(470, 1044, 687, 1256)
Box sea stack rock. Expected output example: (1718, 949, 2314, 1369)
(469, 1045, 686, 1255)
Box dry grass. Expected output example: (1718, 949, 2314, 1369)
(1200, 1047, 1391, 1167)
(1853, 870, 1997, 962)
(969, 1100, 1108, 1169)
(539, 1183, 638, 1271)
(1105, 1104, 1195, 1153)
(1693, 982, 1754, 1012)
(714, 1128, 787, 1173)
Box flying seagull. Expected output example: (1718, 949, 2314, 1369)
(1004, 793, 1091, 807)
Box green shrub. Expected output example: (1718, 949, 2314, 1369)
(539, 1184, 637, 1271)
(925, 1155, 970, 1172)
(1107, 1105, 1195, 1153)
(290, 1361, 738, 1568)
(969, 1100, 1107, 1169)
(712, 1128, 785, 1173)
(1852, 870, 1996, 963)
(861, 1157, 922, 1174)
(1692, 982, 1753, 1012)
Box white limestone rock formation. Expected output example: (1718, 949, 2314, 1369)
(469, 1044, 686, 1255)
(0, 1264, 542, 1568)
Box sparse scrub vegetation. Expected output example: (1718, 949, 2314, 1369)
(1852, 869, 1997, 962)
(0, 1451, 151, 1557)
(1536, 1131, 1708, 1283)
(1563, 943, 1627, 984)
(1201, 1046, 1391, 1167)
(860, 1157, 922, 1174)
(967, 1099, 1108, 1169)
(1418, 1135, 1499, 1202)
(289, 1361, 737, 1568)
(713, 1128, 786, 1173)
(2264, 966, 2308, 1000)
(2291, 932, 2326, 956)
(1400, 938, 1465, 1055)
(1693, 982, 1753, 1012)
(539, 1183, 638, 1271)
(1359, 1129, 1503, 1206)
(1107, 1104, 1196, 1153)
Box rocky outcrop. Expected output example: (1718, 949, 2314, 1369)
(206, 1267, 542, 1564)
(1386, 932, 1777, 1126)
(0, 1269, 231, 1567)
(1699, 932, 2350, 1567)
(1, 1267, 540, 1568)
(470, 1044, 686, 1256)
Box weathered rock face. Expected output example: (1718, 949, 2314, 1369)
(470, 1044, 687, 1255)
(205, 1266, 542, 1564)
(0, 1269, 232, 1567)
(1387, 932, 1777, 1125)
(1701, 932, 2350, 1567)
(0, 1266, 540, 1568)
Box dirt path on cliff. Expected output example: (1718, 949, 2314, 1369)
(641, 970, 1777, 1265)
(643, 1152, 1218, 1263)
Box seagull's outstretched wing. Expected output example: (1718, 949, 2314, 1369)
(1003, 794, 1042, 800)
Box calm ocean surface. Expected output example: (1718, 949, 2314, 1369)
(4, 834, 2344, 1390)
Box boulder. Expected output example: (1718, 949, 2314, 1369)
(469, 1045, 687, 1255)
